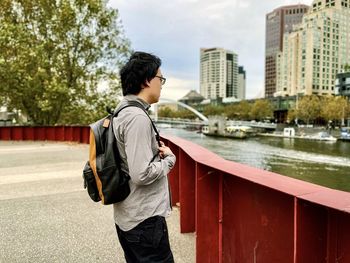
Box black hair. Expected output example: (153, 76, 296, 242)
(120, 51, 162, 96)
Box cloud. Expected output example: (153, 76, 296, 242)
(111, 0, 314, 100)
(161, 77, 197, 100)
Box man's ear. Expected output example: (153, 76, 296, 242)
(143, 79, 151, 87)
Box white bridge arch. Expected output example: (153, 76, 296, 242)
(154, 98, 208, 122)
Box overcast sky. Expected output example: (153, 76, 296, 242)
(110, 0, 313, 100)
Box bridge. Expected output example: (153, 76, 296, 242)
(153, 117, 205, 129)
(226, 120, 277, 130)
(154, 98, 208, 122)
(155, 98, 277, 130)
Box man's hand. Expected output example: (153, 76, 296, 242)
(158, 141, 174, 158)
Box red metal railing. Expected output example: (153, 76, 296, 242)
(2, 126, 350, 262)
(0, 126, 90, 143)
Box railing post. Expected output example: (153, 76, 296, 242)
(179, 149, 196, 233)
(195, 164, 221, 262)
(295, 200, 327, 262)
(80, 126, 90, 144)
(0, 127, 11, 140)
(167, 141, 180, 205)
(23, 127, 35, 140)
(12, 126, 23, 140)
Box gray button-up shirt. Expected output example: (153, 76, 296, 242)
(112, 95, 176, 231)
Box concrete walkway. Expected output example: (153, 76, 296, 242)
(0, 141, 195, 263)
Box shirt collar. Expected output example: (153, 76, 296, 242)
(124, 94, 151, 111)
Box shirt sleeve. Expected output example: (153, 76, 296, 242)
(123, 113, 175, 186)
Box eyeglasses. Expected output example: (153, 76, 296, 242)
(155, 75, 166, 85)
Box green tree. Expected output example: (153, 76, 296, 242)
(0, 0, 131, 125)
(158, 107, 176, 118)
(296, 95, 321, 125)
(235, 100, 252, 120)
(224, 104, 238, 119)
(250, 99, 273, 121)
(203, 105, 224, 117)
(321, 96, 349, 123)
(287, 108, 297, 124)
(225, 100, 252, 120)
(176, 109, 197, 119)
(344, 63, 350, 72)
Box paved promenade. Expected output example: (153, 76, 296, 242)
(0, 141, 195, 263)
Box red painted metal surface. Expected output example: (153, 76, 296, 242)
(65, 126, 74, 141)
(179, 149, 196, 233)
(0, 127, 11, 140)
(55, 126, 65, 141)
(2, 126, 350, 262)
(46, 127, 56, 141)
(72, 127, 81, 142)
(160, 133, 350, 263)
(167, 141, 180, 205)
(0, 126, 87, 143)
(80, 126, 90, 144)
(195, 164, 220, 262)
(12, 126, 23, 140)
(35, 127, 46, 140)
(23, 127, 35, 140)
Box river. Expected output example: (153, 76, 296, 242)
(162, 128, 350, 192)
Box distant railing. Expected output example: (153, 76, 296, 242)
(154, 117, 205, 124)
(0, 125, 90, 143)
(1, 126, 350, 262)
(226, 120, 277, 129)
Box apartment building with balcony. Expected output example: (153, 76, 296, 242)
(200, 48, 238, 100)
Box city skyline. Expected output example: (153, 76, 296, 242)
(111, 0, 313, 100)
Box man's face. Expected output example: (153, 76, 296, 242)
(148, 68, 165, 103)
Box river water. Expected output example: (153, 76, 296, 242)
(162, 128, 350, 192)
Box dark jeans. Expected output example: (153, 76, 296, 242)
(116, 216, 174, 263)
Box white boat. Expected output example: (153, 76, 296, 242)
(340, 128, 350, 141)
(201, 125, 249, 139)
(157, 123, 172, 129)
(311, 132, 337, 142)
(201, 125, 209, 134)
(224, 126, 248, 139)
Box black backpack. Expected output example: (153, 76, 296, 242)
(82, 101, 160, 205)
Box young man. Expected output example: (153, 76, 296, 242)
(113, 52, 176, 262)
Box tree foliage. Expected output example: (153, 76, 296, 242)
(295, 95, 321, 125)
(158, 107, 197, 119)
(158, 107, 174, 118)
(225, 100, 252, 120)
(287, 108, 297, 124)
(320, 96, 349, 122)
(235, 100, 252, 120)
(344, 63, 350, 72)
(0, 0, 131, 125)
(203, 104, 225, 117)
(249, 99, 273, 121)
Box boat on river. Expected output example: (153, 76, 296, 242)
(202, 125, 250, 139)
(259, 128, 337, 142)
(339, 127, 350, 141)
(310, 131, 337, 142)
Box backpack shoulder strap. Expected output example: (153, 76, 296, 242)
(114, 101, 161, 147)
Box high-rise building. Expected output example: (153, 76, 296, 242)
(200, 48, 238, 99)
(276, 0, 350, 97)
(265, 5, 309, 97)
(237, 66, 246, 100)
